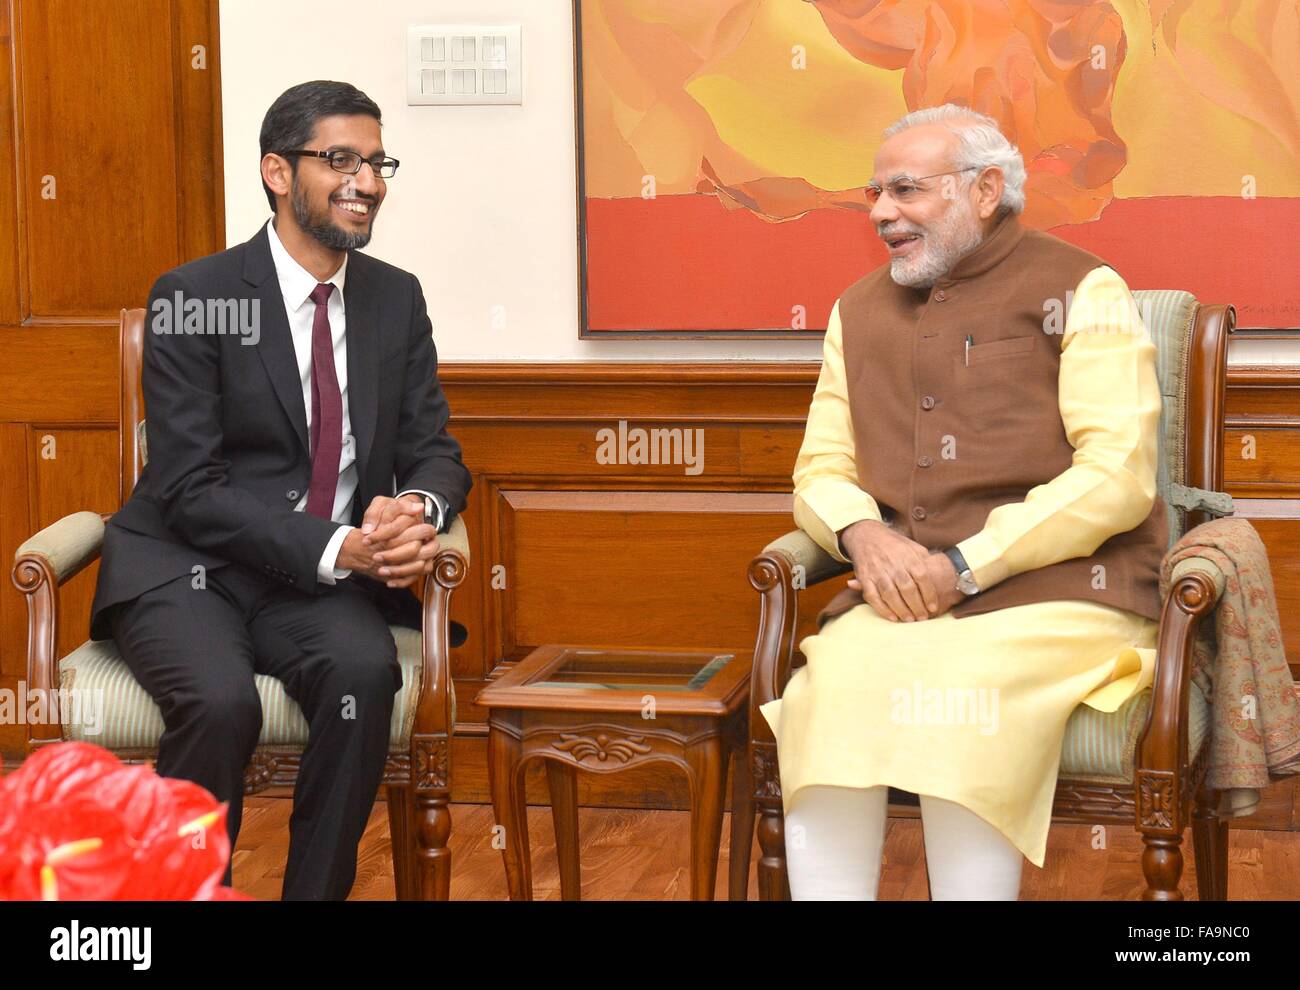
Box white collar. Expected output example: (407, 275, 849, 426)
(265, 218, 348, 310)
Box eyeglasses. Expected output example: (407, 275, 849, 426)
(283, 149, 400, 179)
(865, 167, 979, 206)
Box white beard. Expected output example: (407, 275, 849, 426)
(889, 197, 986, 289)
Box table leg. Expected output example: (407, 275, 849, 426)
(545, 759, 581, 901)
(727, 737, 756, 901)
(488, 722, 533, 900)
(684, 735, 728, 901)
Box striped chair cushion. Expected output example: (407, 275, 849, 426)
(1059, 680, 1211, 781)
(57, 626, 454, 752)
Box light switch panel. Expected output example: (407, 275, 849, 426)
(407, 24, 522, 106)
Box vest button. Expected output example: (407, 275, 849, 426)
(286, 489, 300, 501)
(911, 506, 927, 520)
(917, 455, 933, 468)
(934, 289, 947, 302)
(920, 395, 936, 410)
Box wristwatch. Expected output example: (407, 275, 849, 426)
(420, 493, 447, 533)
(942, 546, 980, 596)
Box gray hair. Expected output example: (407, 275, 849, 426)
(882, 104, 1027, 215)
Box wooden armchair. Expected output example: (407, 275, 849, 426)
(738, 291, 1236, 901)
(11, 308, 469, 900)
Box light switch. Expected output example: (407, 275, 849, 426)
(420, 68, 445, 95)
(452, 68, 476, 94)
(451, 36, 475, 62)
(407, 24, 522, 105)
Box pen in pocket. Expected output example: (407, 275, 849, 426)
(965, 334, 973, 366)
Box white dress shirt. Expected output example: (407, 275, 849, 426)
(266, 219, 358, 583)
(266, 220, 448, 586)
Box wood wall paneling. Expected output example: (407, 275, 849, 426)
(439, 365, 845, 807)
(0, 425, 29, 754)
(0, 1, 223, 759)
(17, 0, 181, 317)
(29, 427, 120, 660)
(1225, 368, 1300, 675)
(0, 2, 21, 325)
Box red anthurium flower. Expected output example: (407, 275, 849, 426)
(0, 799, 134, 901)
(0, 742, 123, 814)
(117, 801, 232, 901)
(0, 742, 248, 901)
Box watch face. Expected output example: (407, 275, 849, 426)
(957, 571, 980, 595)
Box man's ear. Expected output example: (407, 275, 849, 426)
(261, 153, 293, 205)
(974, 165, 1005, 221)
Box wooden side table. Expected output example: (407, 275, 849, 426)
(475, 645, 754, 901)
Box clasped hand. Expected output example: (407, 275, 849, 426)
(839, 519, 964, 622)
(336, 496, 441, 589)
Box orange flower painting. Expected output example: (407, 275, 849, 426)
(576, 0, 1300, 335)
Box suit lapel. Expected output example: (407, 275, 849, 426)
(243, 225, 310, 455)
(344, 255, 379, 487)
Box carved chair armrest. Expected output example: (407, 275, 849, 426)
(1168, 555, 1226, 602)
(413, 516, 471, 740)
(436, 514, 471, 564)
(760, 529, 853, 588)
(11, 511, 106, 702)
(1138, 558, 1226, 804)
(13, 511, 105, 586)
(748, 530, 853, 741)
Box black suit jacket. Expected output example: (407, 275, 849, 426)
(90, 223, 473, 640)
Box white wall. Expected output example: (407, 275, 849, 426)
(219, 0, 1290, 365)
(218, 0, 825, 363)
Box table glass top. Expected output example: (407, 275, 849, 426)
(530, 649, 735, 692)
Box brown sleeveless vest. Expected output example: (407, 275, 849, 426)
(818, 212, 1166, 628)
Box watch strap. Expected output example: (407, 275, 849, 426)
(942, 546, 969, 576)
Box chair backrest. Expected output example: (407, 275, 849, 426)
(1131, 291, 1235, 544)
(119, 308, 147, 508)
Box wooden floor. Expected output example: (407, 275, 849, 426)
(231, 795, 1300, 900)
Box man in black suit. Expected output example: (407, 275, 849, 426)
(89, 80, 472, 900)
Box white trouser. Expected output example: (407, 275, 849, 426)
(784, 785, 1025, 900)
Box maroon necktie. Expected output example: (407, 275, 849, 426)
(306, 282, 343, 519)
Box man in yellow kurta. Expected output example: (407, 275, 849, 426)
(759, 104, 1166, 900)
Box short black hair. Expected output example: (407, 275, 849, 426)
(258, 80, 383, 213)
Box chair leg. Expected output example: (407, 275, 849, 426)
(415, 790, 452, 900)
(386, 783, 417, 901)
(757, 799, 790, 900)
(1192, 782, 1229, 901)
(727, 744, 756, 901)
(1140, 832, 1185, 901)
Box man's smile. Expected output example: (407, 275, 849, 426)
(882, 229, 924, 257)
(332, 196, 375, 221)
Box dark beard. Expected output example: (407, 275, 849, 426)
(291, 178, 373, 251)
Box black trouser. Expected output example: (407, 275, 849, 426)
(109, 563, 402, 900)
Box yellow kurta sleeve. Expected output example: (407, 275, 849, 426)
(792, 299, 884, 564)
(955, 265, 1161, 591)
